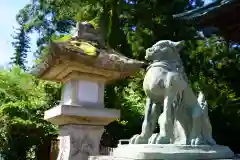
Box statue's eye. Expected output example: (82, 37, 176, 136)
(148, 47, 154, 52)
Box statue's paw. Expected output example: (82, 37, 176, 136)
(190, 137, 204, 145)
(129, 134, 148, 144)
(156, 135, 171, 144)
(129, 134, 139, 144)
(148, 133, 159, 144)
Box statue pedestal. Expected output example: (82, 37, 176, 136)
(113, 144, 234, 160)
(44, 104, 120, 160)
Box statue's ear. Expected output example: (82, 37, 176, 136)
(172, 41, 184, 52)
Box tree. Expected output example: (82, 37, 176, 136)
(181, 36, 240, 152)
(18, 0, 203, 58)
(10, 7, 31, 70)
(10, 26, 30, 71)
(0, 66, 61, 160)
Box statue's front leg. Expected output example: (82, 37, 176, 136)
(148, 102, 163, 144)
(130, 98, 161, 144)
(155, 95, 174, 144)
(189, 104, 204, 145)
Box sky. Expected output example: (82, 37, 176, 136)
(0, 0, 213, 68)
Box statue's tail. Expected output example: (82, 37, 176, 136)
(197, 92, 208, 115)
(197, 92, 216, 145)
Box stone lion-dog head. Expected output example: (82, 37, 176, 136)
(145, 40, 184, 62)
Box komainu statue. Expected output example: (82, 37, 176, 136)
(129, 40, 216, 145)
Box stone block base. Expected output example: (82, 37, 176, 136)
(112, 144, 235, 160)
(88, 156, 240, 160)
(57, 125, 104, 160)
(89, 156, 114, 160)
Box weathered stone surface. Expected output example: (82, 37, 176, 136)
(89, 155, 240, 160)
(31, 22, 145, 82)
(45, 104, 120, 160)
(72, 21, 105, 46)
(60, 79, 105, 107)
(113, 144, 235, 160)
(57, 125, 104, 160)
(31, 40, 145, 82)
(130, 40, 216, 146)
(89, 156, 113, 160)
(44, 104, 120, 126)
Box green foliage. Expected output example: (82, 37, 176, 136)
(102, 73, 146, 146)
(181, 37, 240, 150)
(10, 27, 30, 71)
(0, 66, 61, 159)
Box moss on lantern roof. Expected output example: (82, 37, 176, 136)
(31, 22, 146, 81)
(31, 37, 145, 79)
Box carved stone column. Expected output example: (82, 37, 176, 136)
(57, 125, 104, 160)
(44, 103, 120, 160)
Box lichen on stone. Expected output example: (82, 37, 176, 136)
(52, 35, 72, 42)
(70, 41, 98, 56)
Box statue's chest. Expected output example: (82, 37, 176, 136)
(145, 61, 188, 87)
(169, 62, 185, 73)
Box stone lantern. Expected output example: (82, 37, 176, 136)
(32, 22, 145, 160)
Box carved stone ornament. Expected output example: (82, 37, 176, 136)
(57, 125, 104, 160)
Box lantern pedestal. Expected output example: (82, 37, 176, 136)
(56, 125, 104, 160)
